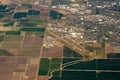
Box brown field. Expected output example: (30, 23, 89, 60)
(15, 57, 27, 72)
(0, 56, 27, 80)
(19, 49, 40, 58)
(25, 65, 38, 80)
(41, 46, 63, 58)
(22, 36, 43, 48)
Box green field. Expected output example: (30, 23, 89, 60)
(20, 28, 45, 32)
(18, 19, 48, 27)
(38, 58, 62, 76)
(6, 31, 21, 35)
(38, 58, 50, 75)
(51, 58, 61, 64)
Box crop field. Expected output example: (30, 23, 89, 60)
(18, 19, 48, 27)
(25, 65, 38, 80)
(1, 42, 21, 49)
(22, 36, 43, 49)
(38, 58, 120, 80)
(19, 49, 40, 58)
(41, 46, 63, 58)
(0, 57, 27, 80)
(38, 58, 62, 77)
(0, 28, 45, 80)
(0, 28, 44, 57)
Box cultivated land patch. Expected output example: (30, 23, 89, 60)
(48, 58, 120, 80)
(41, 46, 63, 58)
(22, 36, 43, 49)
(38, 58, 62, 77)
(1, 42, 21, 49)
(0, 56, 27, 80)
(19, 49, 41, 58)
(0, 28, 45, 80)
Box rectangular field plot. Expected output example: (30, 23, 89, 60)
(12, 36, 23, 42)
(41, 46, 63, 58)
(38, 58, 50, 75)
(2, 35, 23, 42)
(18, 49, 40, 58)
(97, 59, 120, 70)
(51, 58, 61, 64)
(5, 31, 21, 35)
(107, 53, 120, 58)
(2, 35, 13, 42)
(25, 65, 38, 80)
(0, 57, 27, 80)
(98, 72, 120, 80)
(1, 42, 21, 49)
(22, 36, 43, 49)
(38, 58, 62, 77)
(61, 71, 96, 80)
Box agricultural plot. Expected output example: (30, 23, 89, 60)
(12, 36, 23, 42)
(47, 58, 120, 80)
(1, 42, 21, 49)
(22, 36, 43, 49)
(2, 35, 13, 42)
(25, 65, 38, 80)
(0, 57, 27, 80)
(18, 19, 48, 27)
(38, 58, 50, 75)
(5, 31, 21, 35)
(38, 58, 62, 77)
(3, 35, 23, 42)
(41, 46, 63, 58)
(19, 49, 40, 58)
